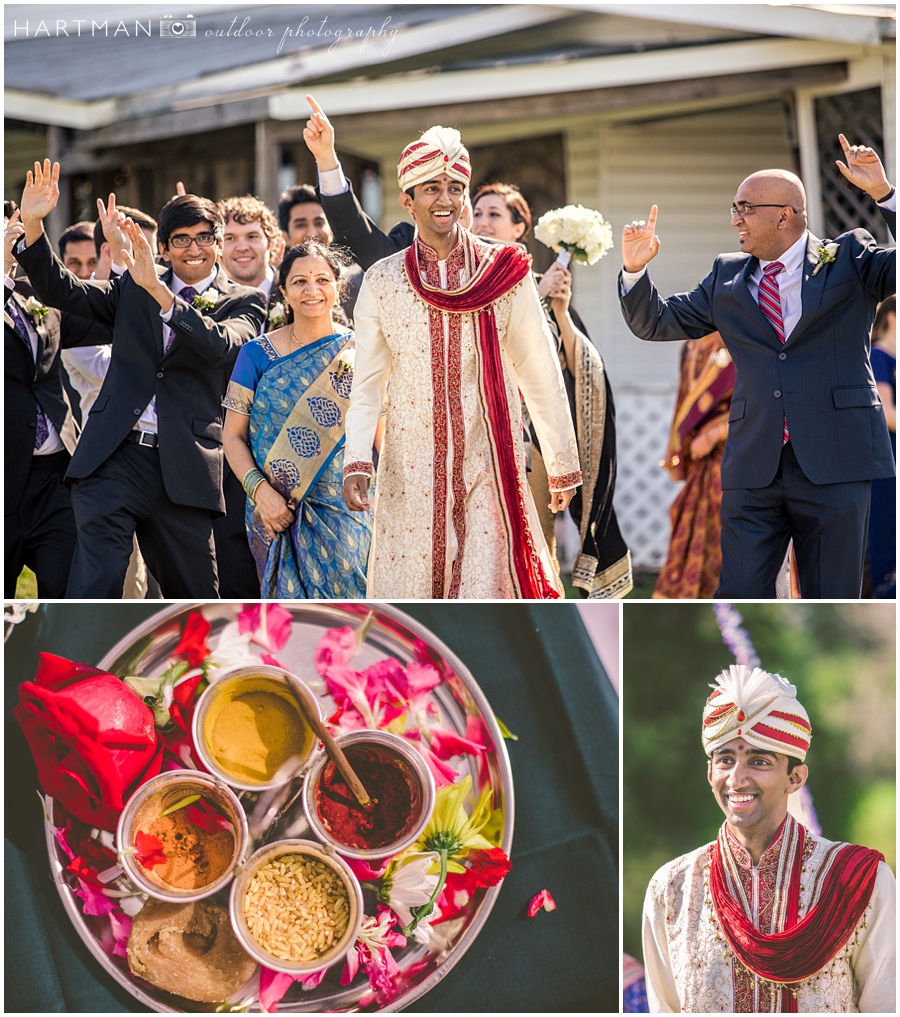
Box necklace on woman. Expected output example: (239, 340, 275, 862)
(289, 323, 305, 348)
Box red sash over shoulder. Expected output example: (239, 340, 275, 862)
(405, 232, 558, 600)
(710, 817, 882, 1011)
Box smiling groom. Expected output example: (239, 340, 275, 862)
(342, 126, 581, 598)
(642, 665, 895, 1013)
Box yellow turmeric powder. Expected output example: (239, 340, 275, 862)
(204, 680, 310, 784)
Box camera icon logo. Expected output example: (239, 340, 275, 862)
(160, 14, 196, 38)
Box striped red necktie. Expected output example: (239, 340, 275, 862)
(758, 261, 790, 445)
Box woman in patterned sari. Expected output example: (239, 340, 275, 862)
(653, 333, 735, 599)
(223, 240, 371, 597)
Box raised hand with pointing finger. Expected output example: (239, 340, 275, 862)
(621, 205, 660, 273)
(835, 133, 893, 201)
(303, 94, 339, 172)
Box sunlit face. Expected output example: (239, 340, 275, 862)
(707, 738, 806, 836)
(286, 202, 333, 246)
(281, 254, 338, 321)
(399, 174, 466, 245)
(62, 239, 98, 279)
(160, 220, 222, 285)
(472, 194, 525, 242)
(222, 217, 272, 287)
(731, 180, 796, 260)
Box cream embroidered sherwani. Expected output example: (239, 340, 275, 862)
(343, 235, 581, 598)
(642, 830, 896, 1013)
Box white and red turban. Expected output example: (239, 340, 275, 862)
(702, 664, 812, 760)
(397, 126, 471, 193)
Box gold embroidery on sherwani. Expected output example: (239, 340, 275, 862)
(344, 234, 579, 598)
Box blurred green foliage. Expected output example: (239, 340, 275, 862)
(623, 603, 895, 961)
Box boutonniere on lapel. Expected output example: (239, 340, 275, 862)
(191, 290, 217, 311)
(267, 301, 285, 329)
(336, 345, 355, 380)
(812, 242, 839, 276)
(22, 295, 50, 322)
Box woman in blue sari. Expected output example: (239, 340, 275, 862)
(223, 240, 371, 597)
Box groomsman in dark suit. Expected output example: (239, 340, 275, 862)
(214, 194, 286, 596)
(16, 161, 267, 598)
(4, 206, 79, 597)
(619, 135, 896, 598)
(277, 180, 364, 319)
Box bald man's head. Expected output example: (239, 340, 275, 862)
(732, 169, 808, 260)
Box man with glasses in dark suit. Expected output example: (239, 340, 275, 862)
(619, 135, 896, 598)
(16, 161, 266, 598)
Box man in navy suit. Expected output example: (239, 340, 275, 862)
(619, 136, 896, 598)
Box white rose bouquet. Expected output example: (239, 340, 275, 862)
(534, 204, 614, 269)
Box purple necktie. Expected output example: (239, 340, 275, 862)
(164, 285, 198, 352)
(758, 261, 790, 446)
(9, 300, 50, 449)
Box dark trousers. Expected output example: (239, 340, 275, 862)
(67, 441, 218, 598)
(212, 466, 261, 598)
(717, 441, 870, 599)
(5, 450, 76, 598)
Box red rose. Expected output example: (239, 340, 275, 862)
(13, 653, 165, 830)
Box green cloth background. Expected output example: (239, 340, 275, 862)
(5, 603, 618, 1012)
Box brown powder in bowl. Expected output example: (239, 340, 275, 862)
(141, 808, 234, 890)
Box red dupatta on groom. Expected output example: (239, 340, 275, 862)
(405, 230, 560, 600)
(710, 815, 882, 1012)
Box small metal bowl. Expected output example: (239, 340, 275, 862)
(303, 729, 436, 860)
(117, 770, 248, 903)
(230, 839, 363, 975)
(192, 665, 321, 792)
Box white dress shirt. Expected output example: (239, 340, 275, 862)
(135, 267, 218, 433)
(318, 164, 349, 197)
(748, 230, 809, 338)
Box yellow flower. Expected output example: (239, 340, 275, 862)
(414, 774, 493, 874)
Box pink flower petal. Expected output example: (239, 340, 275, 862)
(427, 723, 486, 761)
(341, 944, 361, 986)
(259, 968, 296, 1013)
(527, 888, 557, 917)
(420, 745, 459, 788)
(74, 878, 117, 916)
(238, 604, 293, 652)
(108, 911, 132, 958)
(314, 626, 358, 672)
(344, 856, 388, 881)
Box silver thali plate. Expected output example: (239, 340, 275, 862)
(43, 602, 514, 1013)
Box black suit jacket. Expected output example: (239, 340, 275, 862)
(319, 181, 415, 271)
(621, 222, 896, 489)
(16, 234, 267, 513)
(5, 282, 77, 513)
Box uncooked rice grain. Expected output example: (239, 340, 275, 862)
(243, 853, 350, 962)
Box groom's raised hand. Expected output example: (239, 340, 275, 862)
(622, 205, 660, 273)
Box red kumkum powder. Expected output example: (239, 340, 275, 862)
(315, 744, 422, 851)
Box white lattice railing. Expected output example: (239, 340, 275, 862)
(613, 383, 679, 569)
